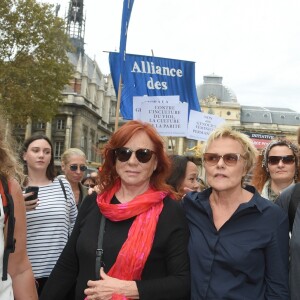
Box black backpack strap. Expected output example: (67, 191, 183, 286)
(58, 178, 67, 200)
(95, 215, 106, 280)
(288, 183, 300, 232)
(1, 176, 16, 281)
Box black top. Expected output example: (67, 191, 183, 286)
(276, 183, 300, 300)
(40, 192, 190, 300)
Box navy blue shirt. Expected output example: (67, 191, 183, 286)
(182, 185, 289, 300)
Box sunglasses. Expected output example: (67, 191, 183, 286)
(203, 153, 245, 166)
(69, 164, 87, 172)
(114, 147, 155, 163)
(268, 155, 295, 165)
(84, 183, 95, 188)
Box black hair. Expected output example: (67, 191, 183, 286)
(81, 176, 96, 185)
(166, 155, 192, 192)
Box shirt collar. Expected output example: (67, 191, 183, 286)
(193, 185, 267, 214)
(241, 185, 267, 213)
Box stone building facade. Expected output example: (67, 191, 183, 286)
(12, 0, 300, 171)
(13, 51, 118, 169)
(12, 0, 118, 170)
(181, 73, 300, 159)
(197, 74, 300, 149)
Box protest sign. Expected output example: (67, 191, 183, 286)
(133, 95, 180, 120)
(140, 101, 188, 136)
(187, 110, 225, 141)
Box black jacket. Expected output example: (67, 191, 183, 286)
(40, 192, 190, 300)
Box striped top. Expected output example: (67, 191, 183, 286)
(26, 177, 77, 279)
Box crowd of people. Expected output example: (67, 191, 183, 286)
(1, 119, 300, 300)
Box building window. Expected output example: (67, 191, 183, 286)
(186, 139, 197, 149)
(15, 124, 25, 129)
(110, 103, 116, 117)
(54, 141, 64, 159)
(81, 125, 88, 154)
(36, 122, 45, 129)
(56, 119, 65, 130)
(168, 138, 176, 150)
(90, 129, 96, 161)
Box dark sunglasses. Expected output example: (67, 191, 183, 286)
(203, 153, 245, 166)
(114, 147, 155, 163)
(69, 164, 87, 172)
(268, 155, 295, 165)
(84, 183, 95, 188)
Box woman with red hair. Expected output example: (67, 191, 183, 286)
(41, 120, 190, 300)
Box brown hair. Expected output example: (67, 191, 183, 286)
(100, 120, 173, 194)
(21, 134, 56, 181)
(252, 139, 300, 192)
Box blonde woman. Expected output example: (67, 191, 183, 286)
(182, 125, 289, 299)
(0, 121, 37, 300)
(61, 148, 89, 208)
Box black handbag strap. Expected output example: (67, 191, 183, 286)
(95, 215, 106, 280)
(58, 178, 67, 200)
(288, 183, 300, 232)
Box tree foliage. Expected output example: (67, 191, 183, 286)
(0, 0, 74, 124)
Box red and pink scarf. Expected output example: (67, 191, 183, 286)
(96, 180, 167, 299)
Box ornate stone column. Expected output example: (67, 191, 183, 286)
(25, 118, 32, 139)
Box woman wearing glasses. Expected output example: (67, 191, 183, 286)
(252, 139, 299, 202)
(61, 148, 89, 208)
(40, 120, 190, 300)
(182, 125, 289, 299)
(21, 134, 77, 296)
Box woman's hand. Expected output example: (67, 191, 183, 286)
(84, 268, 123, 300)
(23, 192, 39, 211)
(84, 268, 139, 300)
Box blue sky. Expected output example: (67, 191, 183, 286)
(39, 0, 300, 113)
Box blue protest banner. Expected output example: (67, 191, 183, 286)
(119, 0, 134, 76)
(109, 52, 201, 120)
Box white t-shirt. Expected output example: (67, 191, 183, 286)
(26, 177, 77, 278)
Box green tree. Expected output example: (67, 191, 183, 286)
(0, 0, 74, 124)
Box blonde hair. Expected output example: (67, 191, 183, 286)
(61, 148, 86, 164)
(204, 125, 258, 174)
(0, 120, 23, 182)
